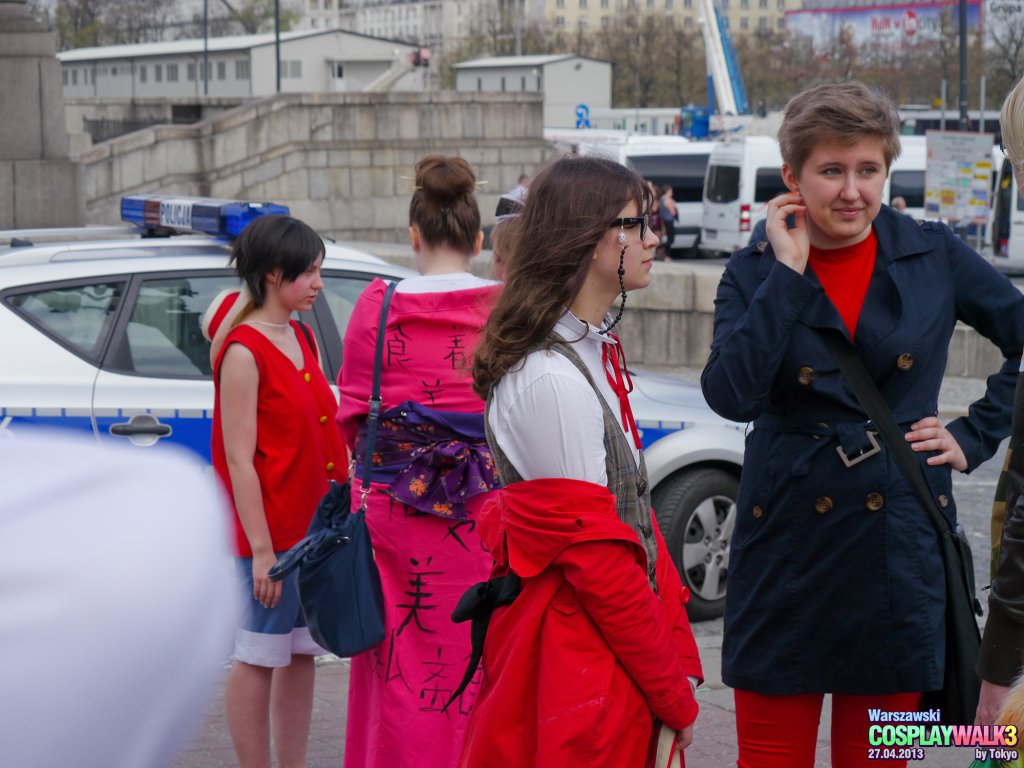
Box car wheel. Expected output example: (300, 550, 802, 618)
(652, 468, 737, 621)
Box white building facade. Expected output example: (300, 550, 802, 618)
(539, 0, 792, 34)
(57, 28, 419, 100)
(453, 54, 611, 128)
(298, 0, 491, 58)
(297, 0, 793, 46)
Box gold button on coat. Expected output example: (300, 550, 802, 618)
(814, 496, 833, 514)
(938, 494, 949, 508)
(896, 353, 914, 371)
(752, 505, 764, 519)
(326, 461, 335, 472)
(866, 492, 884, 511)
(319, 415, 328, 424)
(304, 372, 311, 382)
(797, 366, 815, 386)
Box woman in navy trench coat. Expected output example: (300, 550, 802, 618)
(702, 82, 1024, 768)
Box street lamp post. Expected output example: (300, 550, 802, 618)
(203, 0, 209, 96)
(958, 0, 969, 131)
(275, 0, 281, 93)
(514, 0, 522, 56)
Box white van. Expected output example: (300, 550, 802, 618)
(543, 128, 632, 160)
(544, 130, 715, 256)
(990, 154, 1024, 273)
(887, 135, 927, 219)
(621, 136, 717, 256)
(701, 136, 786, 256)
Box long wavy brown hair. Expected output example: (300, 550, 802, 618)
(472, 154, 651, 399)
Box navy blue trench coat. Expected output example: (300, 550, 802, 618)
(701, 205, 1024, 695)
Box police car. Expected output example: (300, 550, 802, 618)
(0, 195, 742, 620)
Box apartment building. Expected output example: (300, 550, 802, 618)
(57, 28, 418, 100)
(299, 0, 489, 54)
(544, 0, 791, 35)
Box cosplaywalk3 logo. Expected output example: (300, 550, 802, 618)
(865, 709, 1020, 764)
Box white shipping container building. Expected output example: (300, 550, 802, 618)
(57, 28, 420, 99)
(452, 54, 612, 130)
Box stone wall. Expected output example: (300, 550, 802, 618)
(0, 0, 84, 228)
(65, 96, 246, 151)
(79, 90, 550, 242)
(363, 242, 1012, 378)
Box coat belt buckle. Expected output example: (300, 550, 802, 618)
(835, 431, 880, 468)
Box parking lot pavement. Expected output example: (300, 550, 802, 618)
(171, 656, 347, 768)
(171, 628, 981, 768)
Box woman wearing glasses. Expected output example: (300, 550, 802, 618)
(460, 155, 702, 766)
(702, 81, 1024, 767)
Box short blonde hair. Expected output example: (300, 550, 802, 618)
(997, 672, 1024, 734)
(1001, 75, 1024, 176)
(778, 81, 902, 177)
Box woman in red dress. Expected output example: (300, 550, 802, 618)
(211, 215, 348, 768)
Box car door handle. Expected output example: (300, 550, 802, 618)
(110, 422, 172, 437)
(108, 414, 173, 446)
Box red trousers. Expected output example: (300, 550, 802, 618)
(735, 689, 922, 768)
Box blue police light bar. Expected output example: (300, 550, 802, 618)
(120, 195, 290, 238)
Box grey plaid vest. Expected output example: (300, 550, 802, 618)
(485, 338, 659, 591)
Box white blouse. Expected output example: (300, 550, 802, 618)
(487, 309, 641, 484)
(394, 272, 498, 294)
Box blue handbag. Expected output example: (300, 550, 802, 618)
(268, 282, 397, 657)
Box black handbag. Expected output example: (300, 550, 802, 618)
(824, 330, 983, 725)
(268, 281, 398, 657)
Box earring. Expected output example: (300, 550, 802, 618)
(600, 246, 628, 336)
(617, 229, 626, 244)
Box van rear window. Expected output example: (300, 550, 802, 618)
(706, 165, 740, 203)
(627, 154, 710, 204)
(754, 169, 787, 203)
(889, 170, 924, 209)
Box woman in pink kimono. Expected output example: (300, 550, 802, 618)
(336, 156, 501, 768)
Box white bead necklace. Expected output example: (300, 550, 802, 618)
(247, 319, 291, 329)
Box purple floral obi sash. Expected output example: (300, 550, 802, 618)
(353, 400, 500, 520)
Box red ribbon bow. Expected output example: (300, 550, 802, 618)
(601, 335, 642, 450)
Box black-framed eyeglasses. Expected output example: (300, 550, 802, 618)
(612, 215, 649, 240)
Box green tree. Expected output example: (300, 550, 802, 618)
(735, 28, 820, 111)
(104, 0, 178, 45)
(56, 0, 104, 49)
(986, 15, 1024, 109)
(211, 0, 298, 35)
(26, 0, 54, 27)
(54, 0, 298, 50)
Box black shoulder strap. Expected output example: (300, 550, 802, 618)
(823, 331, 981, 619)
(357, 281, 399, 509)
(296, 320, 317, 362)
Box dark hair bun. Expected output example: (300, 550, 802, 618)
(415, 155, 476, 204)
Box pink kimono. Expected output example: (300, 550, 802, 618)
(337, 278, 500, 768)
